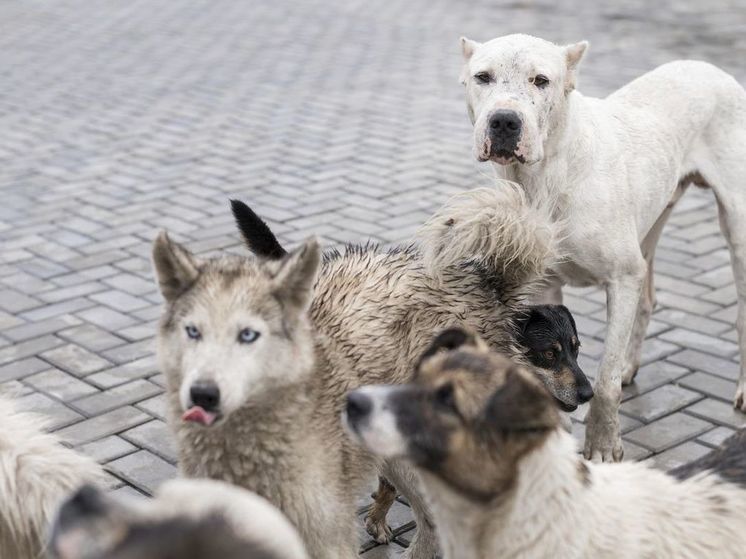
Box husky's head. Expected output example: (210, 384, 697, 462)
(460, 33, 587, 166)
(344, 327, 560, 502)
(48, 480, 300, 559)
(152, 231, 320, 427)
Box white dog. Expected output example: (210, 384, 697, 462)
(0, 394, 104, 558)
(456, 33, 746, 461)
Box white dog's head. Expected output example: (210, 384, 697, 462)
(460, 34, 588, 166)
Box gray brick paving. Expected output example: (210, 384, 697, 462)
(0, 0, 745, 554)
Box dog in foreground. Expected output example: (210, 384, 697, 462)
(151, 188, 581, 558)
(345, 328, 746, 559)
(452, 32, 746, 462)
(47, 479, 307, 559)
(0, 394, 103, 559)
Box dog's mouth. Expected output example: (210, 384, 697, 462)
(554, 398, 578, 413)
(182, 406, 221, 426)
(490, 150, 525, 166)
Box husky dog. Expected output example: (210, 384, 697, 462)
(454, 33, 746, 462)
(0, 394, 104, 559)
(152, 186, 569, 559)
(47, 478, 307, 559)
(345, 329, 746, 559)
(364, 303, 590, 542)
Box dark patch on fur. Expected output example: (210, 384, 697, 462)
(670, 429, 746, 487)
(577, 459, 591, 487)
(230, 199, 288, 260)
(416, 328, 476, 371)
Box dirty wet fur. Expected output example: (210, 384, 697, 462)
(153, 193, 557, 559)
(345, 329, 746, 558)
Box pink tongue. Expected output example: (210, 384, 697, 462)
(182, 406, 217, 426)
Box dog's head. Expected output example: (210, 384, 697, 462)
(344, 328, 560, 502)
(152, 231, 320, 427)
(517, 304, 592, 412)
(48, 481, 293, 559)
(459, 33, 587, 166)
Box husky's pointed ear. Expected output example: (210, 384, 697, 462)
(564, 41, 588, 92)
(416, 327, 487, 372)
(152, 231, 200, 302)
(270, 237, 321, 315)
(459, 37, 480, 85)
(484, 365, 559, 432)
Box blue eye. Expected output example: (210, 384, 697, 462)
(185, 325, 201, 340)
(238, 328, 260, 344)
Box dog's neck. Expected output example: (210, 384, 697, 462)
(422, 429, 588, 559)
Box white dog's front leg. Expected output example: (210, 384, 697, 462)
(585, 267, 645, 462)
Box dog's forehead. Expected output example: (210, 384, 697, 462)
(418, 349, 512, 390)
(473, 34, 565, 73)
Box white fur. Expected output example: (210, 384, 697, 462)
(343, 386, 409, 459)
(0, 394, 104, 558)
(458, 33, 746, 461)
(423, 429, 746, 559)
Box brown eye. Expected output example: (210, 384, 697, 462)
(542, 350, 555, 361)
(532, 74, 549, 88)
(474, 72, 492, 84)
(434, 383, 457, 411)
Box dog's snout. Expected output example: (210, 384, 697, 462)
(577, 383, 594, 404)
(489, 110, 522, 134)
(190, 381, 221, 411)
(346, 391, 373, 423)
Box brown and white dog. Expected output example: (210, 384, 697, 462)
(344, 328, 746, 559)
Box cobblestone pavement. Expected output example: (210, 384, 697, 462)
(1, 0, 745, 555)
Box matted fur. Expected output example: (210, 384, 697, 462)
(154, 194, 557, 559)
(0, 394, 104, 559)
(418, 182, 561, 292)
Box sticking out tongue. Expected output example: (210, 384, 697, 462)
(182, 406, 217, 426)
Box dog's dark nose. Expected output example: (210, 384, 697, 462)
(62, 484, 104, 519)
(346, 391, 373, 423)
(489, 110, 522, 135)
(190, 381, 221, 411)
(577, 383, 594, 404)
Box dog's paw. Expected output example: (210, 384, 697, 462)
(583, 398, 624, 463)
(365, 515, 393, 544)
(734, 382, 746, 413)
(621, 365, 639, 386)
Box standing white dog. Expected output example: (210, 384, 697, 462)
(455, 33, 746, 461)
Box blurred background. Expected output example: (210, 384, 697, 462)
(1, 0, 745, 555)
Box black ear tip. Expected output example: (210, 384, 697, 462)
(230, 199, 248, 214)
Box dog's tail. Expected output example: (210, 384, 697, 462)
(230, 199, 288, 260)
(418, 182, 561, 294)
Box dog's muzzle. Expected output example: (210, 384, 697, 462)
(488, 110, 523, 163)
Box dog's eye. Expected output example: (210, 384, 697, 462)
(185, 325, 201, 340)
(542, 349, 555, 361)
(238, 328, 260, 344)
(434, 383, 457, 411)
(532, 74, 549, 88)
(474, 72, 492, 84)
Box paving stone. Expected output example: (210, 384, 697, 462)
(685, 398, 746, 429)
(40, 343, 113, 377)
(622, 361, 689, 400)
(121, 419, 178, 463)
(648, 441, 713, 471)
(107, 450, 177, 495)
(77, 435, 138, 463)
(86, 356, 158, 388)
(677, 372, 737, 403)
(0, 289, 41, 313)
(56, 406, 151, 445)
(697, 426, 736, 448)
(658, 328, 739, 358)
(15, 392, 84, 431)
(625, 413, 712, 452)
(1, 314, 82, 342)
(25, 368, 100, 401)
(72, 379, 162, 416)
(136, 393, 168, 420)
(621, 385, 702, 423)
(667, 349, 740, 381)
(57, 323, 128, 352)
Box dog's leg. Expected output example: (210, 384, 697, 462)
(585, 261, 646, 462)
(365, 476, 397, 544)
(621, 200, 677, 384)
(382, 461, 439, 559)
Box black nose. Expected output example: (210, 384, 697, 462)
(190, 381, 221, 411)
(346, 391, 373, 423)
(577, 383, 594, 404)
(62, 484, 104, 519)
(489, 110, 522, 134)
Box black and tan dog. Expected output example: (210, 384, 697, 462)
(344, 328, 746, 559)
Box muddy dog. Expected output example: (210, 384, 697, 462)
(455, 33, 746, 462)
(345, 329, 746, 559)
(0, 393, 104, 559)
(152, 185, 574, 558)
(364, 303, 590, 542)
(47, 479, 307, 559)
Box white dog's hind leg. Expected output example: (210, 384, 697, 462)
(585, 262, 646, 462)
(531, 273, 564, 305)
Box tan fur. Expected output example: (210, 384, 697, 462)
(154, 194, 556, 558)
(0, 394, 104, 559)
